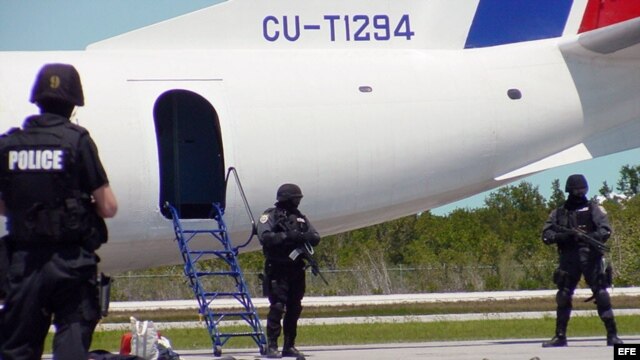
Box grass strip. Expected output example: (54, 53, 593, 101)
(101, 295, 640, 323)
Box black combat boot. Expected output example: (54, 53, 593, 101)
(266, 338, 281, 358)
(604, 318, 624, 346)
(608, 334, 624, 346)
(543, 311, 569, 347)
(542, 334, 567, 347)
(282, 336, 304, 358)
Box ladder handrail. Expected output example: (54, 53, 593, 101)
(224, 167, 257, 249)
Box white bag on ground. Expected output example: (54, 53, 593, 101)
(130, 316, 159, 360)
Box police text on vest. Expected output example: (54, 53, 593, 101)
(8, 149, 64, 170)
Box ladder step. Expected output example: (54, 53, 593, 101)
(208, 311, 257, 317)
(181, 229, 224, 234)
(187, 250, 235, 256)
(192, 271, 239, 277)
(218, 332, 263, 337)
(202, 292, 250, 297)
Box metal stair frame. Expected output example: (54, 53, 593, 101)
(165, 168, 266, 357)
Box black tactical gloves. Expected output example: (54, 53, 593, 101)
(553, 231, 573, 244)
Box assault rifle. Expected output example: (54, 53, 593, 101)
(289, 242, 329, 285)
(553, 225, 610, 253)
(277, 213, 329, 285)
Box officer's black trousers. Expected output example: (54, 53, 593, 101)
(0, 246, 99, 360)
(555, 246, 616, 334)
(265, 262, 305, 345)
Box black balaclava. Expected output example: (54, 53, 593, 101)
(276, 197, 301, 212)
(564, 174, 589, 210)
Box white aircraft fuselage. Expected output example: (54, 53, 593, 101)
(1, 0, 640, 273)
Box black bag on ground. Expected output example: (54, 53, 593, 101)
(88, 349, 145, 360)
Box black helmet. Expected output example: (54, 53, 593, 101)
(30, 63, 84, 106)
(565, 174, 588, 192)
(277, 183, 303, 202)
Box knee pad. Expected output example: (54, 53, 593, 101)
(556, 289, 572, 309)
(553, 268, 569, 289)
(270, 302, 285, 316)
(594, 289, 611, 309)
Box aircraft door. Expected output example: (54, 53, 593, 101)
(153, 89, 225, 219)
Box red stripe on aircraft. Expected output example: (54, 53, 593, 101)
(579, 0, 640, 33)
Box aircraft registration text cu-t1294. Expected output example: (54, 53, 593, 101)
(263, 14, 415, 42)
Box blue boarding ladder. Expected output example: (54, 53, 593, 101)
(165, 167, 266, 357)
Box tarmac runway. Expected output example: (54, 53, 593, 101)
(173, 336, 640, 360)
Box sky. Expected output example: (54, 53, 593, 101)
(1, 0, 639, 215)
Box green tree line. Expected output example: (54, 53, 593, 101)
(112, 166, 640, 300)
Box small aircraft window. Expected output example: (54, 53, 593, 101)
(507, 89, 522, 100)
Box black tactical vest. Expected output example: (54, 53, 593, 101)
(261, 207, 309, 265)
(556, 203, 596, 234)
(0, 115, 91, 243)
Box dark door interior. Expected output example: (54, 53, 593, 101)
(153, 89, 225, 219)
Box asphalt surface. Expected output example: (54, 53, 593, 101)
(171, 336, 640, 360)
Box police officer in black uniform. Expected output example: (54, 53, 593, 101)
(257, 184, 320, 359)
(541, 174, 622, 347)
(0, 63, 118, 360)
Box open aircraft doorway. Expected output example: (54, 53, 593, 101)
(153, 89, 225, 219)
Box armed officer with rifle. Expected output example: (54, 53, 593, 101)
(257, 184, 321, 359)
(541, 174, 622, 347)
